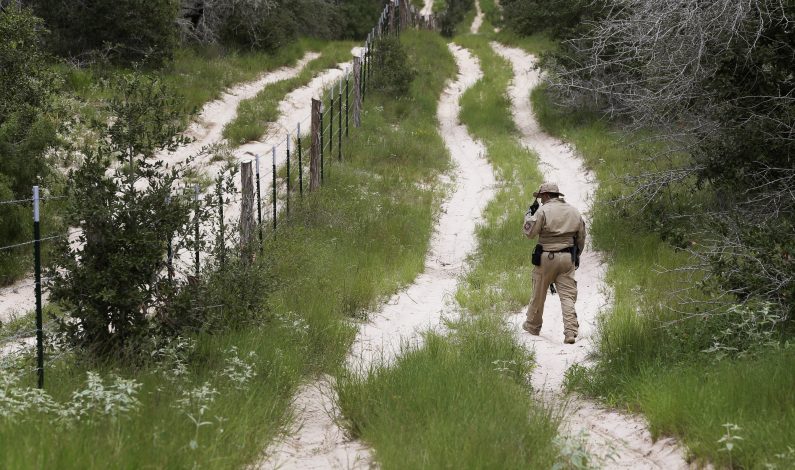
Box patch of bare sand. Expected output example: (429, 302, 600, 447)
(491, 41, 691, 469)
(470, 0, 484, 34)
(259, 43, 495, 469)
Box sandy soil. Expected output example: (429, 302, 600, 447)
(259, 43, 495, 469)
(470, 0, 484, 34)
(491, 42, 691, 469)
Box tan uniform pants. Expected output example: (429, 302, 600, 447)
(526, 251, 579, 336)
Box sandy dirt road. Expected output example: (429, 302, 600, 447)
(470, 0, 484, 34)
(259, 43, 495, 469)
(491, 42, 691, 469)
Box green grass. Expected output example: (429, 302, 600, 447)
(0, 30, 453, 469)
(61, 41, 311, 126)
(337, 316, 560, 469)
(532, 78, 795, 469)
(336, 33, 561, 469)
(223, 40, 357, 146)
(493, 30, 558, 55)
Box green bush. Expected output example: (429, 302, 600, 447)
(49, 73, 192, 358)
(370, 36, 417, 97)
(0, 6, 60, 283)
(31, 0, 179, 66)
(438, 0, 474, 37)
(500, 0, 607, 39)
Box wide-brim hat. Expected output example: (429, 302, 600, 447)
(533, 182, 563, 198)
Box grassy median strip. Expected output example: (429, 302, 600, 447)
(223, 40, 357, 145)
(532, 82, 795, 469)
(0, 30, 452, 469)
(62, 41, 311, 124)
(336, 35, 560, 469)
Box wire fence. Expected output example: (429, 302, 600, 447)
(0, 0, 434, 388)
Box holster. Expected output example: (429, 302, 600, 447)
(532, 244, 543, 266)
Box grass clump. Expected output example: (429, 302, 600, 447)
(532, 81, 795, 469)
(0, 30, 453, 469)
(223, 40, 356, 145)
(337, 316, 560, 469)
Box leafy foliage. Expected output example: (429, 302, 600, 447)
(501, 0, 608, 39)
(0, 6, 60, 283)
(438, 0, 474, 37)
(542, 0, 795, 321)
(370, 36, 417, 97)
(49, 73, 193, 358)
(30, 0, 179, 66)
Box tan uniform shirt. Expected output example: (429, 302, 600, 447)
(523, 198, 586, 252)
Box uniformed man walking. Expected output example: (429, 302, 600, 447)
(522, 182, 586, 344)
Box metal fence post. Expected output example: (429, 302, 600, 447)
(217, 177, 225, 269)
(33, 186, 43, 389)
(345, 71, 350, 137)
(297, 123, 304, 197)
(272, 146, 277, 232)
(166, 195, 174, 282)
(286, 134, 291, 216)
(194, 184, 200, 278)
(320, 103, 325, 183)
(329, 90, 334, 162)
(338, 80, 343, 161)
(255, 154, 263, 244)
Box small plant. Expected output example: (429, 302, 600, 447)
(221, 346, 257, 390)
(552, 431, 599, 470)
(0, 368, 141, 424)
(701, 302, 785, 360)
(764, 446, 795, 469)
(174, 382, 220, 450)
(718, 423, 744, 468)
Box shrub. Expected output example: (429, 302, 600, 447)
(30, 0, 179, 66)
(370, 36, 416, 97)
(438, 0, 474, 37)
(0, 6, 59, 283)
(501, 0, 607, 39)
(49, 73, 193, 358)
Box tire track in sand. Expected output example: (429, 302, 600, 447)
(258, 43, 495, 469)
(490, 42, 691, 469)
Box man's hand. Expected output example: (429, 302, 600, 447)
(528, 199, 540, 216)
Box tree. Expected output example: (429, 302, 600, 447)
(0, 5, 59, 283)
(49, 73, 195, 357)
(543, 0, 795, 319)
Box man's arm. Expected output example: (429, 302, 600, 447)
(577, 217, 586, 252)
(523, 210, 544, 239)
